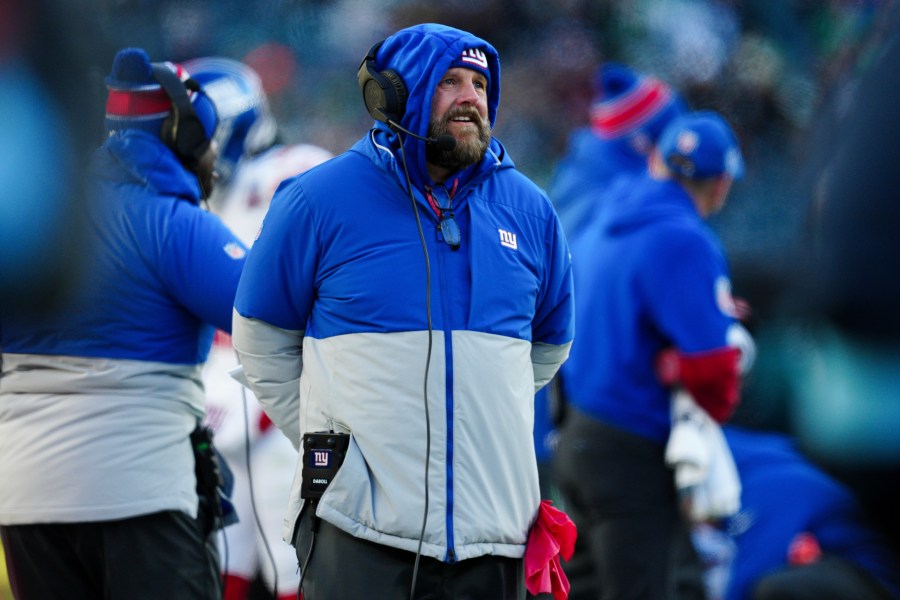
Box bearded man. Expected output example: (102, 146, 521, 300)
(232, 23, 575, 600)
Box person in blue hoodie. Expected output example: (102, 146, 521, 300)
(539, 63, 689, 600)
(232, 23, 575, 600)
(0, 48, 247, 600)
(553, 111, 755, 600)
(538, 62, 688, 484)
(549, 62, 688, 242)
(696, 426, 900, 600)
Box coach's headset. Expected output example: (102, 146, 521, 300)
(150, 62, 213, 168)
(357, 40, 408, 124)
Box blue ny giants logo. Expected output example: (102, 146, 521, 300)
(312, 449, 331, 468)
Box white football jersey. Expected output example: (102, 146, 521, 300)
(212, 143, 334, 246)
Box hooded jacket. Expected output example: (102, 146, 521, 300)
(232, 23, 574, 562)
(549, 128, 650, 238)
(560, 174, 740, 443)
(0, 130, 247, 524)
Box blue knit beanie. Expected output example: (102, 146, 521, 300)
(104, 47, 218, 140)
(590, 62, 686, 153)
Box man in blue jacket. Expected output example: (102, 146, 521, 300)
(554, 111, 755, 600)
(0, 47, 247, 600)
(232, 23, 575, 600)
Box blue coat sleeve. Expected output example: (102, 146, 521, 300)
(234, 180, 319, 331)
(532, 210, 575, 346)
(159, 202, 248, 334)
(641, 225, 734, 352)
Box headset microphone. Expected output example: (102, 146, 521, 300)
(378, 110, 457, 152)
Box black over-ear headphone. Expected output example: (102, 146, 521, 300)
(151, 63, 211, 166)
(357, 41, 408, 124)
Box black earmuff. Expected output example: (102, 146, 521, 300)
(151, 63, 211, 166)
(357, 41, 408, 124)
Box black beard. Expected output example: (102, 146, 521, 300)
(425, 108, 491, 171)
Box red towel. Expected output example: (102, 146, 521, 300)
(524, 500, 577, 600)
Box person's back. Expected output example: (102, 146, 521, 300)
(0, 47, 246, 600)
(549, 62, 687, 240)
(554, 111, 751, 600)
(566, 172, 731, 441)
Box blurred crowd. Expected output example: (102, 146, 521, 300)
(7, 0, 892, 301)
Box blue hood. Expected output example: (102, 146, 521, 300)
(89, 130, 203, 202)
(602, 175, 699, 236)
(366, 23, 502, 190)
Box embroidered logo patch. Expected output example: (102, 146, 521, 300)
(715, 276, 736, 317)
(676, 129, 699, 155)
(498, 228, 518, 250)
(223, 242, 246, 259)
(460, 48, 488, 70)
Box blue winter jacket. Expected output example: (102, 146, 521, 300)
(2, 131, 245, 361)
(0, 130, 247, 525)
(549, 127, 649, 239)
(232, 23, 574, 563)
(560, 174, 737, 444)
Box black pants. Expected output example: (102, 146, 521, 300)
(293, 506, 525, 599)
(1, 510, 221, 600)
(553, 409, 705, 600)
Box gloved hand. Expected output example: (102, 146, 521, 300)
(655, 346, 742, 423)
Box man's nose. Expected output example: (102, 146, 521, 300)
(456, 81, 480, 104)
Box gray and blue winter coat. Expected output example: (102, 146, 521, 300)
(232, 23, 574, 563)
(0, 130, 247, 525)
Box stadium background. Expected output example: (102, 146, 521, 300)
(2, 1, 897, 598)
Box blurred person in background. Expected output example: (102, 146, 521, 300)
(232, 23, 575, 600)
(554, 111, 754, 600)
(0, 0, 105, 318)
(538, 61, 689, 486)
(549, 62, 689, 241)
(0, 47, 245, 600)
(540, 61, 689, 600)
(184, 55, 333, 600)
(693, 426, 900, 600)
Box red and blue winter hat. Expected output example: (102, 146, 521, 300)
(104, 47, 218, 140)
(590, 62, 686, 148)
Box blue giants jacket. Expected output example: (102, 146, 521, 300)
(232, 24, 575, 562)
(560, 174, 742, 444)
(0, 130, 247, 525)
